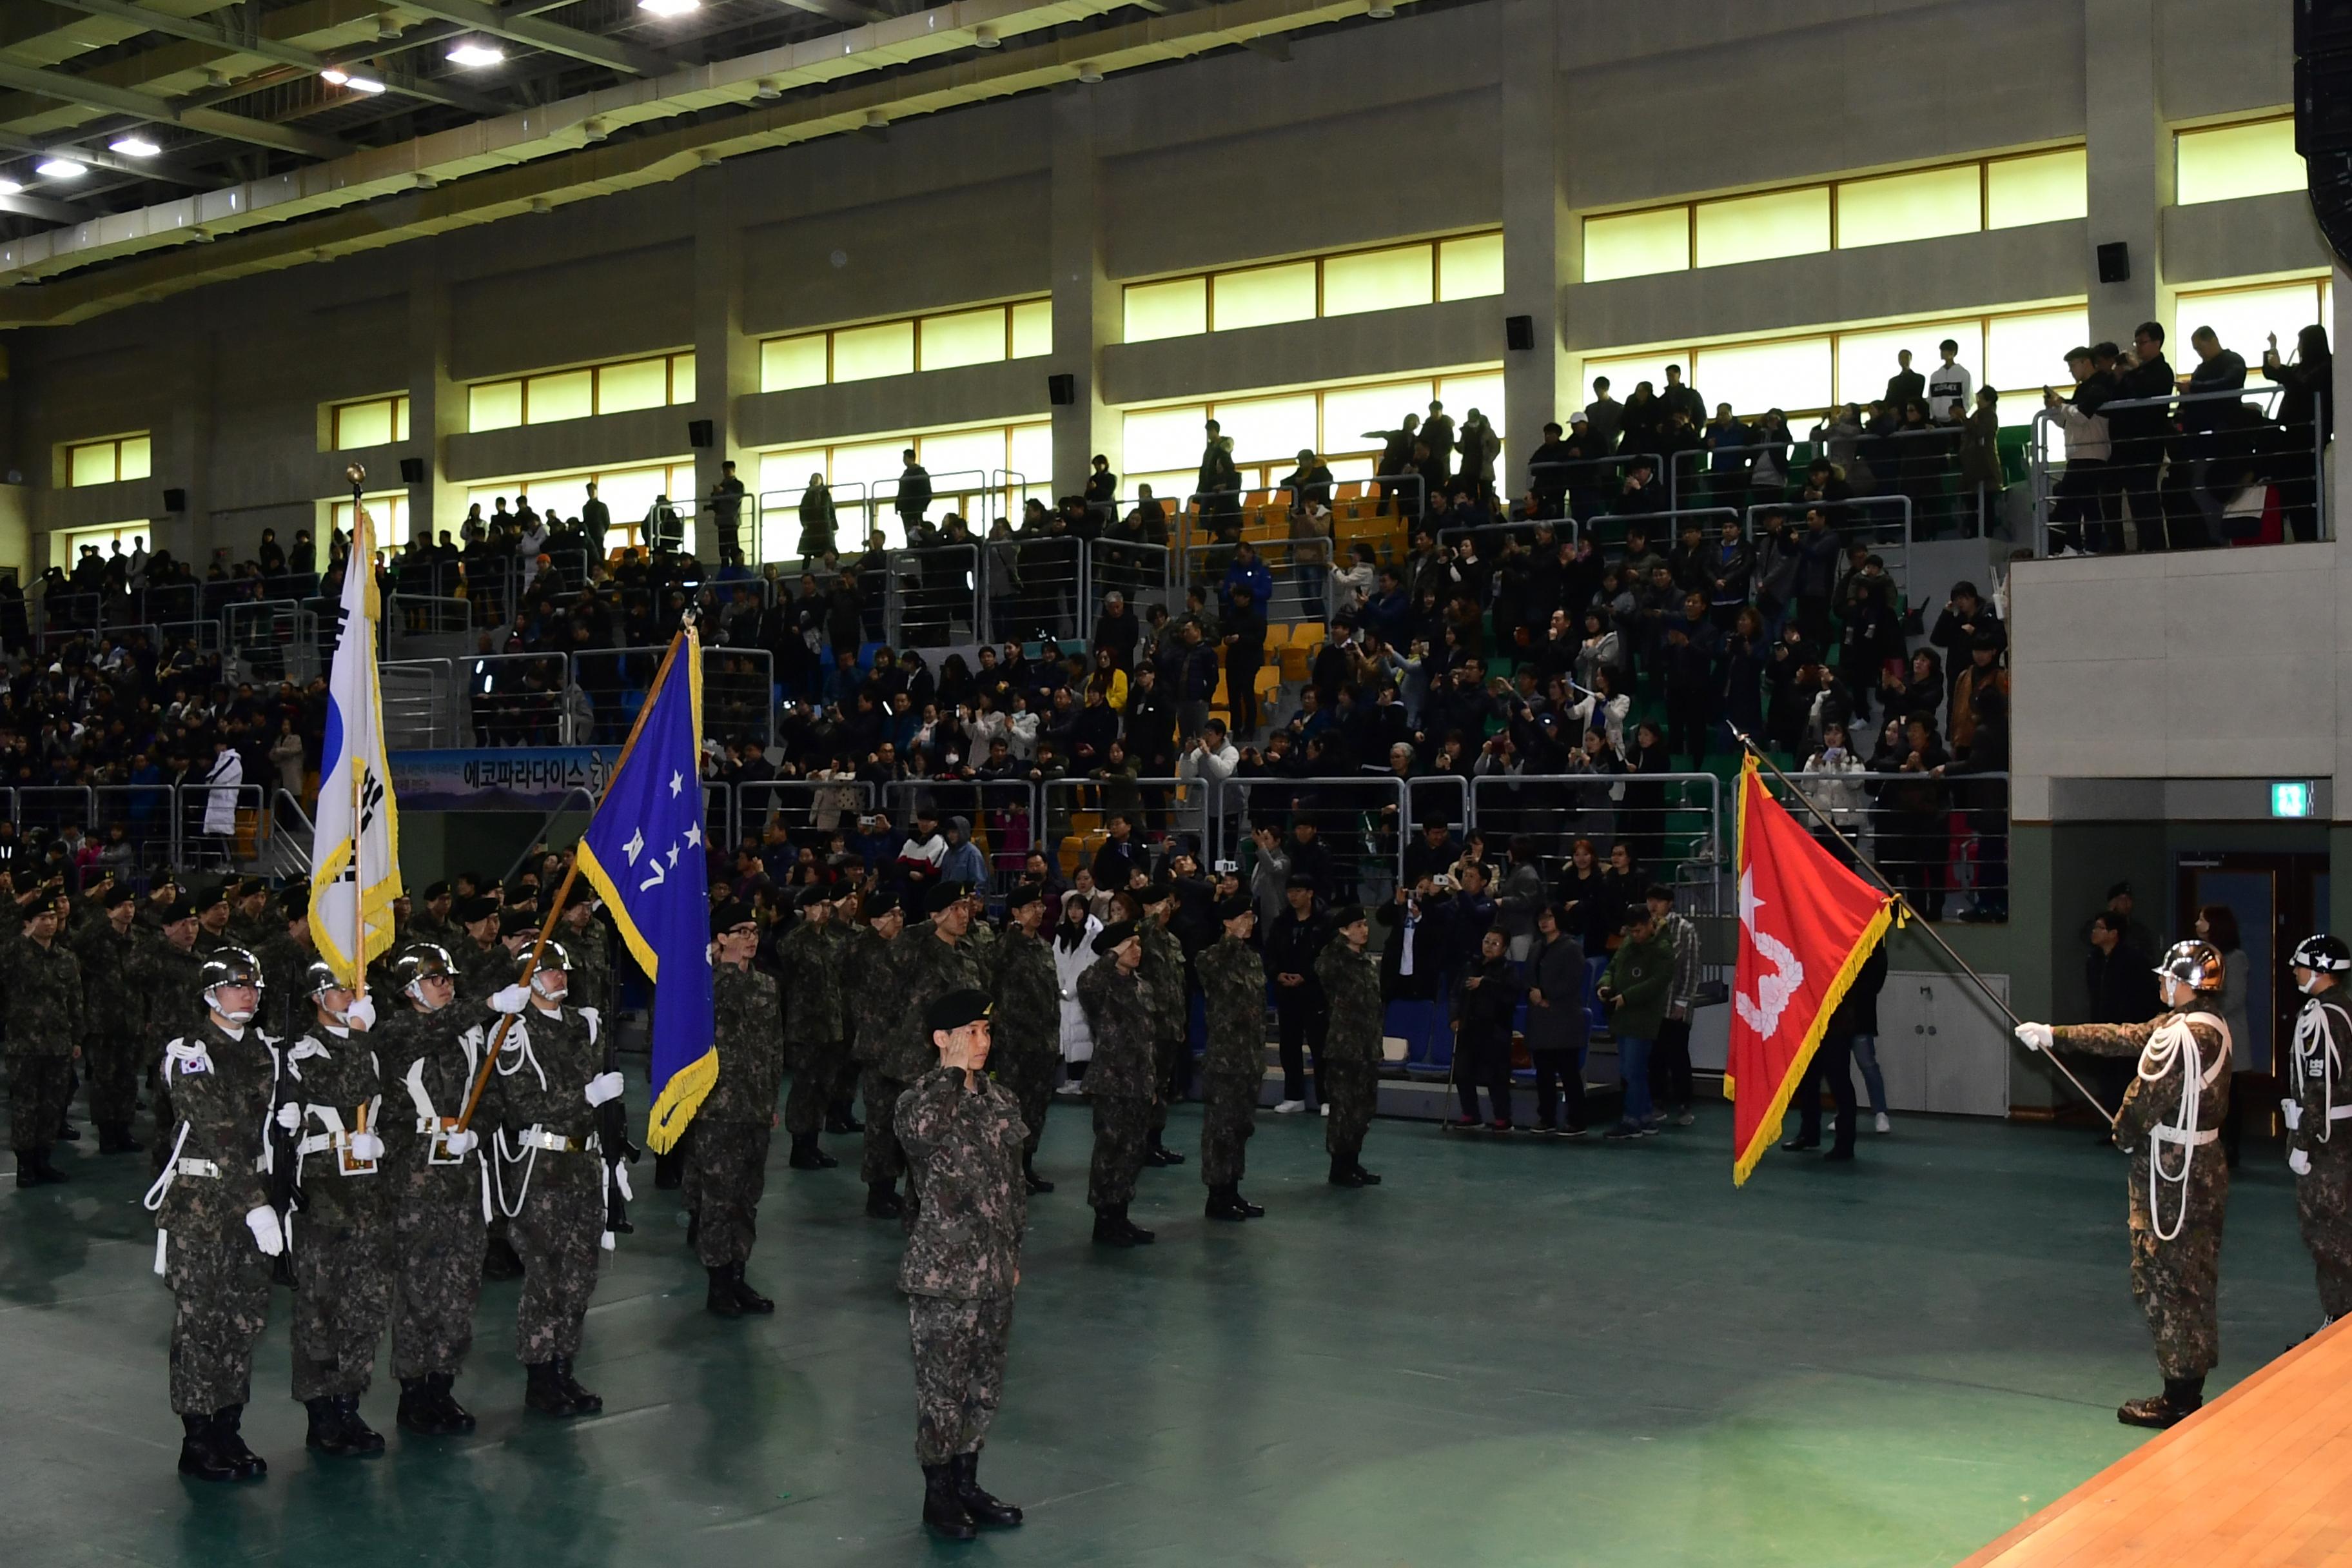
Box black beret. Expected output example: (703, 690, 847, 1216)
(103, 883, 139, 909)
(502, 901, 544, 932)
(278, 886, 308, 918)
(188, 881, 230, 914)
(1285, 873, 1317, 891)
(454, 894, 502, 925)
(423, 880, 451, 901)
(1004, 881, 1046, 911)
(925, 883, 965, 915)
(711, 900, 755, 937)
(1142, 882, 1173, 903)
(1328, 904, 1368, 928)
(1215, 894, 1254, 922)
(865, 891, 900, 919)
(923, 988, 991, 1037)
(796, 885, 832, 911)
(1092, 919, 1137, 955)
(237, 876, 269, 898)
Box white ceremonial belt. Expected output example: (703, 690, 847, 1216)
(2151, 1125, 2218, 1147)
(2329, 1106, 2352, 1122)
(518, 1128, 598, 1154)
(297, 1132, 355, 1155)
(175, 1157, 220, 1178)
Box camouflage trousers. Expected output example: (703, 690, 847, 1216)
(1146, 1034, 1185, 1137)
(2128, 1168, 2226, 1380)
(990, 1051, 1057, 1161)
(783, 1038, 850, 1139)
(509, 1169, 602, 1365)
(861, 1069, 912, 1186)
(165, 1224, 272, 1416)
(391, 1170, 487, 1380)
(6, 1051, 72, 1153)
(83, 1031, 141, 1128)
(1323, 1057, 1377, 1163)
(1199, 1070, 1259, 1188)
(1087, 1093, 1152, 1210)
(686, 1121, 770, 1268)
(2297, 1141, 2352, 1319)
(908, 1291, 1014, 1466)
(148, 1073, 176, 1180)
(290, 1204, 395, 1401)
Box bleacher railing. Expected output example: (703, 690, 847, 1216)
(1745, 495, 1914, 602)
(569, 647, 662, 747)
(2029, 382, 2326, 553)
(983, 533, 1083, 645)
(736, 778, 874, 841)
(464, 651, 573, 745)
(700, 645, 777, 751)
(1041, 776, 1209, 878)
(1083, 540, 1175, 625)
(1532, 451, 1665, 524)
(1180, 538, 1326, 629)
(224, 600, 318, 684)
(380, 658, 462, 749)
(1212, 773, 1411, 893)
(1580, 506, 1741, 554)
(755, 480, 865, 566)
(883, 543, 983, 650)
(882, 779, 1042, 893)
(1467, 770, 1725, 885)
(1757, 766, 2008, 921)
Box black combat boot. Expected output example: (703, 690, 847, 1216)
(654, 1146, 685, 1190)
(1145, 1140, 1186, 1167)
(177, 1412, 240, 1482)
(211, 1406, 266, 1478)
(1118, 1204, 1155, 1246)
(400, 1376, 467, 1436)
(705, 1266, 744, 1318)
(97, 1122, 142, 1154)
(952, 1450, 1023, 1527)
(923, 1462, 976, 1540)
(31, 1148, 68, 1184)
(865, 1181, 905, 1219)
(1092, 1206, 1134, 1247)
(787, 1132, 838, 1170)
(305, 1395, 358, 1456)
(1352, 1162, 1382, 1186)
(1204, 1184, 1249, 1221)
(685, 1208, 700, 1248)
(524, 1360, 582, 1417)
(552, 1357, 602, 1415)
(2118, 1376, 2205, 1429)
(482, 1235, 523, 1280)
(1023, 1155, 1054, 1195)
(1328, 1156, 1366, 1188)
(1235, 1189, 1266, 1217)
(55, 1120, 80, 1142)
(826, 1102, 863, 1135)
(729, 1262, 775, 1315)
(427, 1373, 476, 1433)
(14, 1159, 34, 1190)
(336, 1395, 385, 1453)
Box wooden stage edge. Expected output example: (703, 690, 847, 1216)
(1955, 1317, 2352, 1567)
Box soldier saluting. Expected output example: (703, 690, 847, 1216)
(982, 881, 1062, 1195)
(897, 987, 1027, 1542)
(1195, 894, 1268, 1220)
(2015, 939, 2232, 1427)
(2282, 934, 2352, 1338)
(1079, 920, 1157, 1246)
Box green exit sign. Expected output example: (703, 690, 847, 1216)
(2272, 781, 2314, 819)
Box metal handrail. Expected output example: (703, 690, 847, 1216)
(1467, 769, 1727, 877)
(1212, 772, 1412, 888)
(2029, 382, 2325, 551)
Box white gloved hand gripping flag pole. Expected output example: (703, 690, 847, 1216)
(308, 464, 402, 994)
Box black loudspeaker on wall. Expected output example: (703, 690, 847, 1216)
(686, 418, 715, 449)
(161, 487, 186, 513)
(2297, 0, 2352, 266)
(1047, 373, 1076, 407)
(2094, 242, 2130, 284)
(1505, 315, 1535, 352)
(398, 456, 425, 484)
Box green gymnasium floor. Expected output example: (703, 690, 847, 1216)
(0, 1096, 2317, 1567)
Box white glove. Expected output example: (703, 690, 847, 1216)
(348, 1131, 385, 1162)
(614, 1164, 634, 1201)
(2291, 1147, 2313, 1177)
(344, 995, 375, 1032)
(442, 1128, 479, 1157)
(2283, 1098, 2304, 1131)
(244, 1205, 285, 1257)
(489, 985, 532, 1015)
(584, 1070, 625, 1108)
(275, 1102, 302, 1131)
(2013, 1023, 2055, 1053)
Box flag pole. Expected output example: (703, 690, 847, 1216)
(1729, 729, 2116, 1128)
(346, 464, 370, 1005)
(453, 626, 687, 1133)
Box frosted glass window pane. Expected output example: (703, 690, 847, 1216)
(1212, 262, 1317, 332)
(1583, 208, 1689, 282)
(1123, 406, 1210, 475)
(1437, 233, 1505, 301)
(1322, 246, 1433, 317)
(515, 478, 587, 523)
(597, 358, 667, 415)
(1695, 186, 1830, 269)
(761, 335, 827, 392)
(1691, 338, 1831, 418)
(759, 449, 829, 523)
(1010, 301, 1052, 360)
(394, 397, 410, 443)
(2174, 282, 2327, 369)
(917, 429, 1006, 485)
(1582, 355, 1680, 412)
(469, 380, 522, 433)
(119, 436, 150, 482)
(2177, 118, 2305, 206)
(593, 467, 666, 532)
(669, 352, 694, 405)
(1987, 148, 2087, 230)
(1213, 394, 1317, 464)
(1008, 424, 1052, 489)
(68, 444, 113, 486)
(1124, 277, 1207, 342)
(336, 400, 391, 450)
(1832, 322, 1983, 409)
(1986, 308, 2090, 392)
(1836, 164, 1981, 249)
(525, 369, 593, 425)
(920, 308, 1008, 372)
(1437, 371, 1505, 438)
(1319, 381, 1432, 453)
(832, 440, 906, 495)
(833, 321, 914, 383)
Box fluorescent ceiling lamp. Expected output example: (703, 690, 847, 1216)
(108, 135, 159, 157)
(35, 159, 85, 179)
(0, 179, 21, 196)
(638, 0, 698, 15)
(320, 67, 349, 84)
(447, 40, 504, 68)
(347, 75, 387, 93)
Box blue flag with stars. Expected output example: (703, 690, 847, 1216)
(574, 624, 714, 1153)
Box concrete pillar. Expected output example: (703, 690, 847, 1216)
(162, 328, 213, 566)
(2082, 0, 2170, 349)
(691, 170, 752, 562)
(406, 260, 459, 543)
(1500, 0, 1571, 502)
(1049, 89, 1120, 504)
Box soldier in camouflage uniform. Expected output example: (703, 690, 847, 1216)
(1317, 906, 1385, 1190)
(227, 877, 275, 954)
(407, 881, 457, 952)
(137, 901, 207, 1178)
(778, 885, 847, 1170)
(8, 894, 84, 1185)
(191, 879, 238, 959)
(1138, 884, 1190, 1169)
(377, 943, 490, 1438)
(2019, 939, 2233, 1428)
(559, 894, 612, 1019)
(144, 946, 281, 1482)
(897, 987, 1027, 1542)
(255, 887, 322, 1046)
(449, 894, 508, 1005)
(823, 891, 865, 1135)
(691, 901, 784, 1317)
(983, 882, 1061, 1195)
(848, 891, 910, 1215)
(2283, 934, 2352, 1333)
(73, 881, 144, 1154)
(1077, 921, 1157, 1246)
(479, 941, 613, 1418)
(279, 959, 394, 1457)
(875, 885, 986, 1222)
(1196, 896, 1268, 1220)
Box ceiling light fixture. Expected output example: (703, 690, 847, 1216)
(1076, 62, 1103, 83)
(0, 179, 21, 196)
(973, 25, 999, 48)
(753, 78, 781, 99)
(582, 119, 609, 144)
(447, 39, 505, 68)
(1367, 3, 1396, 15)
(531, 197, 553, 215)
(637, 0, 698, 15)
(347, 75, 387, 93)
(320, 67, 349, 84)
(35, 158, 86, 179)
(108, 135, 159, 157)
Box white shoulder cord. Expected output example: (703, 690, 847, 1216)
(489, 1013, 546, 1221)
(2141, 1011, 2229, 1244)
(2293, 999, 2352, 1143)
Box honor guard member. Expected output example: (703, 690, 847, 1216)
(2284, 934, 2352, 1334)
(1077, 921, 1157, 1246)
(409, 881, 457, 948)
(848, 891, 910, 1216)
(9, 892, 84, 1186)
(377, 943, 489, 1437)
(867, 885, 983, 1220)
(137, 897, 208, 1174)
(480, 941, 614, 1417)
(2015, 939, 2233, 1427)
(73, 881, 143, 1154)
(142, 946, 281, 1481)
(691, 902, 785, 1317)
(255, 887, 322, 1044)
(983, 882, 1061, 1195)
(1317, 906, 1386, 1189)
(279, 961, 393, 1457)
(1139, 884, 1190, 1168)
(470, 898, 535, 1279)
(778, 885, 847, 1170)
(1195, 896, 1268, 1220)
(897, 987, 1028, 1542)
